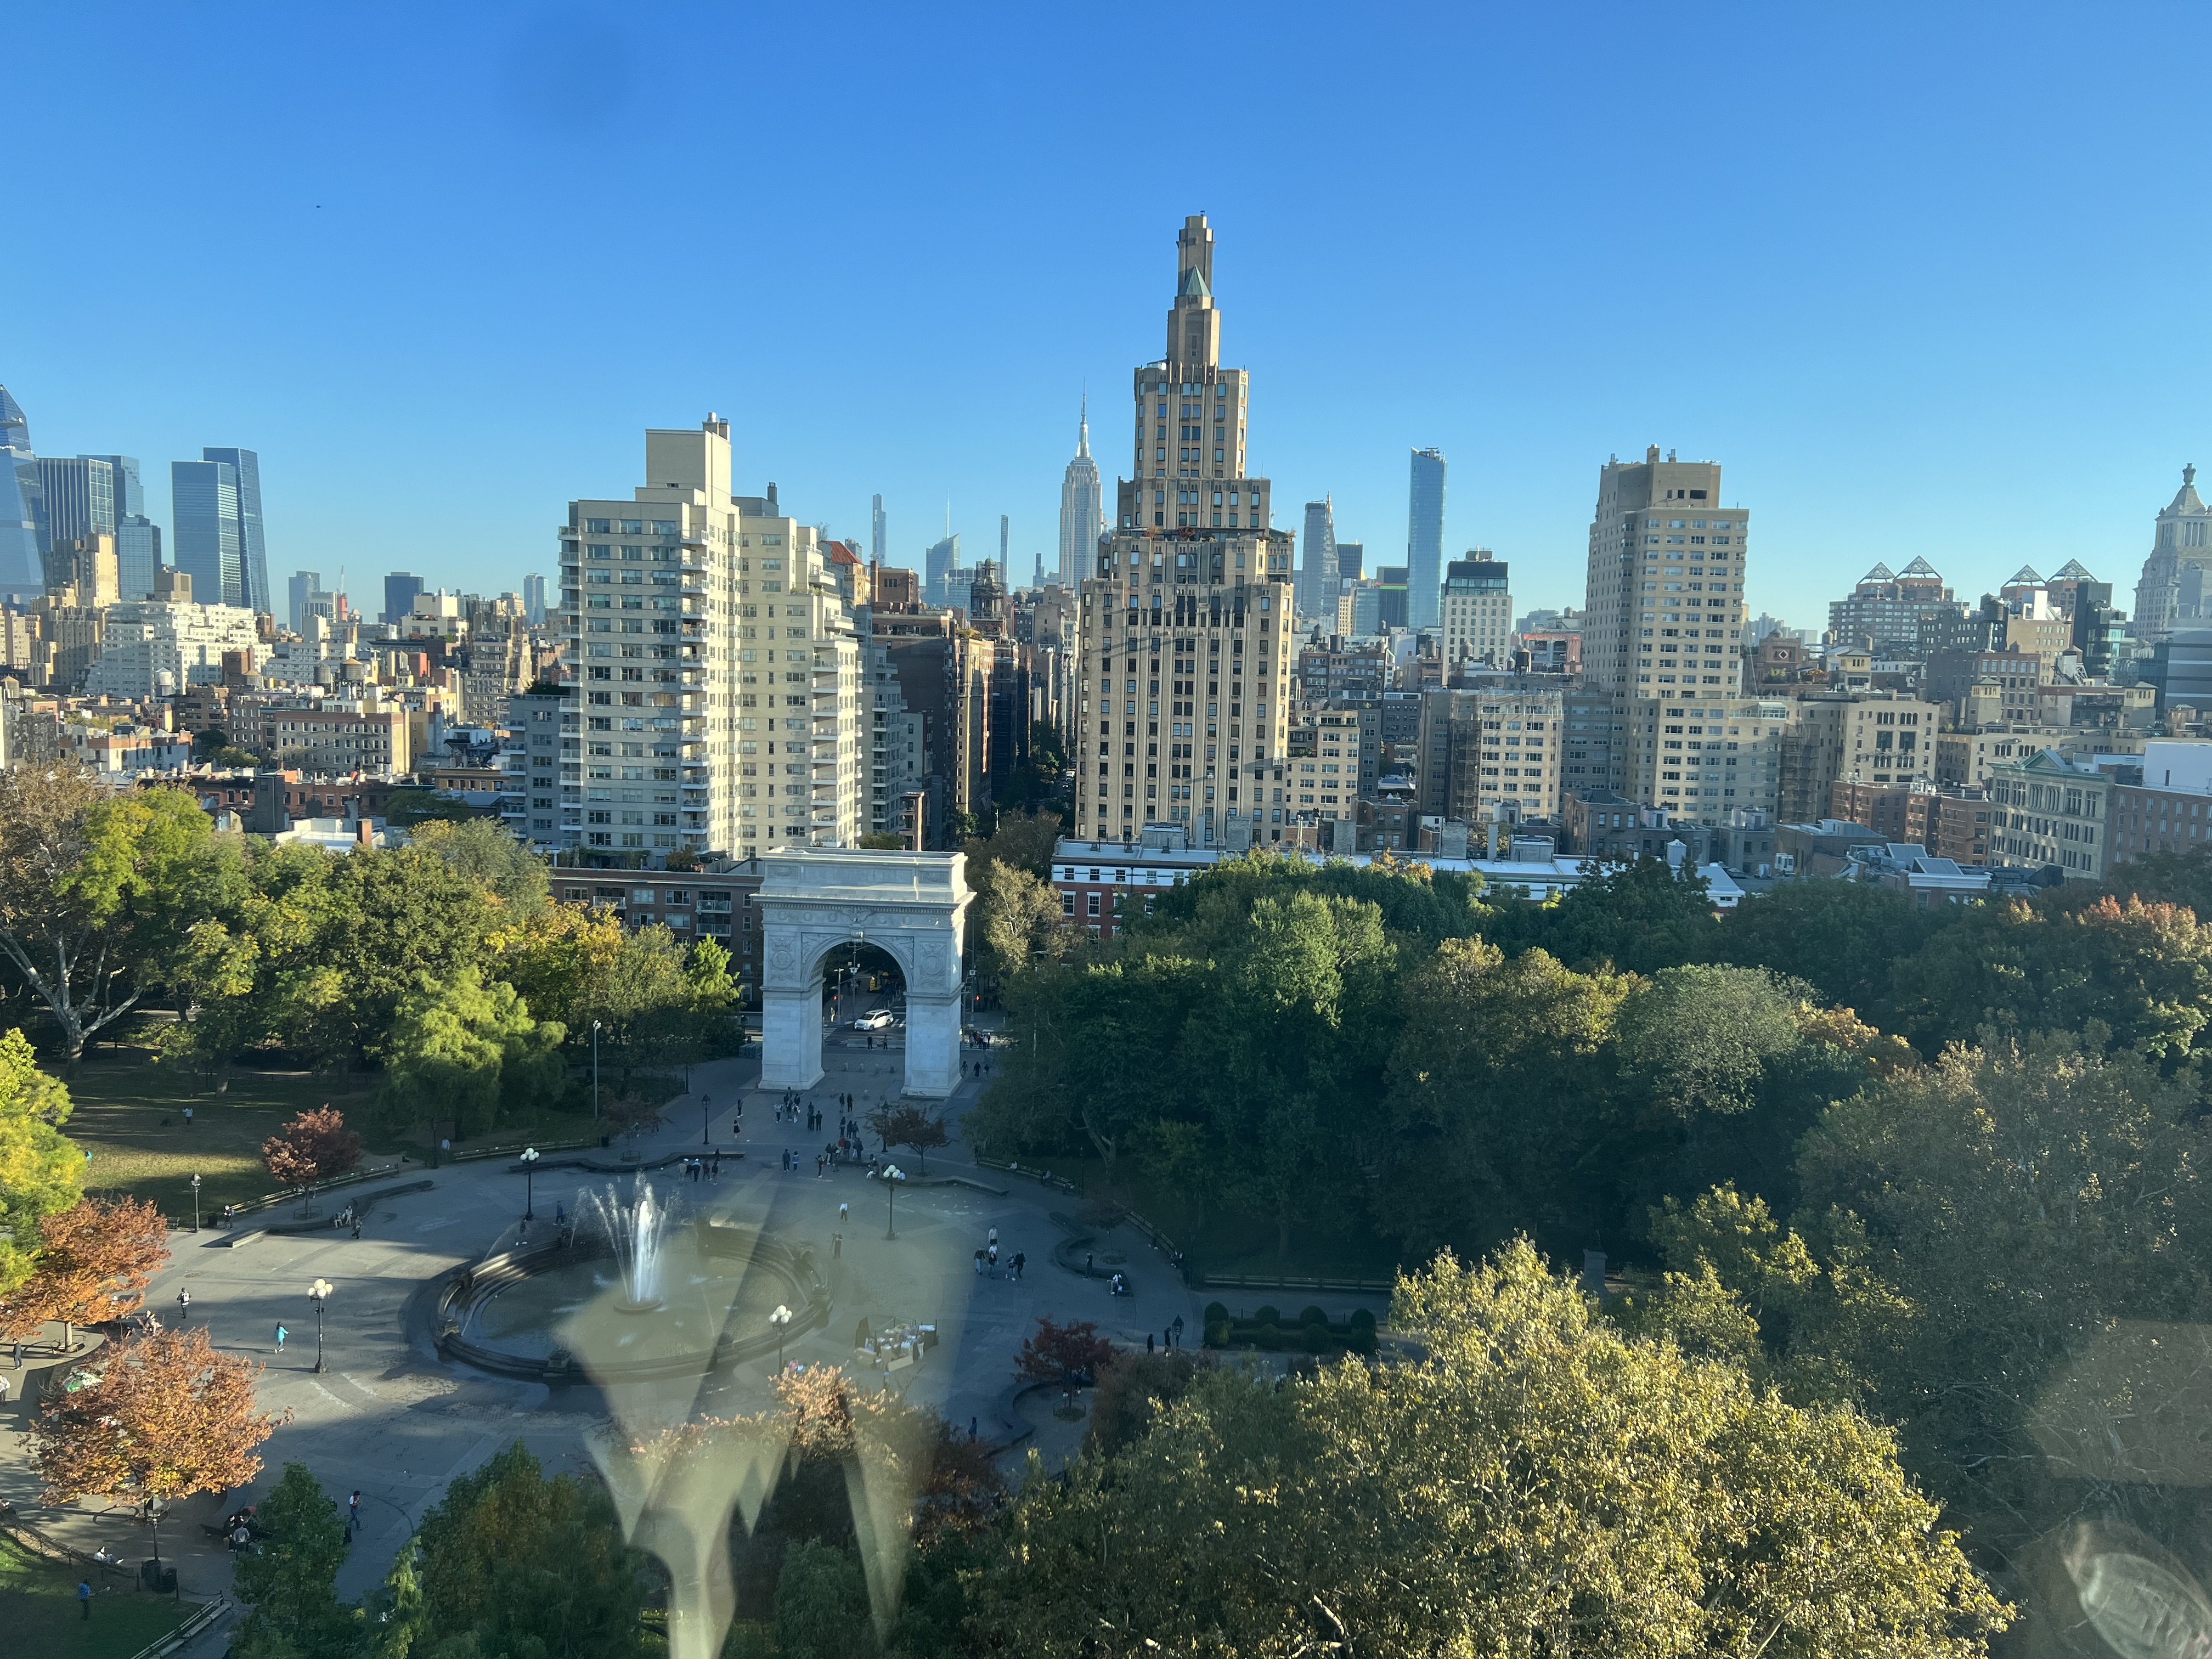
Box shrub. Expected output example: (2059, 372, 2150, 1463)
(1349, 1308, 1377, 1334)
(1203, 1301, 1230, 1325)
(1302, 1322, 1330, 1353)
(1203, 1318, 1231, 1348)
(1297, 1305, 1330, 1328)
(1347, 1325, 1379, 1357)
(1256, 1323, 1283, 1348)
(1252, 1305, 1282, 1327)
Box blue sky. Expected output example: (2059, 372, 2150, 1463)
(9, 4, 2208, 625)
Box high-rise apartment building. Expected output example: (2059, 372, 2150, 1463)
(1076, 213, 1298, 848)
(1413, 681, 1566, 823)
(1826, 557, 1960, 650)
(171, 458, 242, 609)
(1299, 498, 1336, 625)
(1440, 552, 1511, 666)
(1407, 448, 1446, 631)
(200, 449, 269, 616)
(522, 573, 547, 624)
(1057, 398, 1103, 590)
(871, 494, 887, 566)
(0, 387, 41, 592)
(1582, 446, 1750, 703)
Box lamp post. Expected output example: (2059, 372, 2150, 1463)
(702, 1093, 711, 1146)
(592, 1021, 603, 1120)
(308, 1278, 332, 1375)
(770, 1303, 792, 1373)
(521, 1147, 539, 1221)
(189, 1173, 201, 1234)
(881, 1163, 906, 1240)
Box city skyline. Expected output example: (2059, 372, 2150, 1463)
(12, 9, 2212, 627)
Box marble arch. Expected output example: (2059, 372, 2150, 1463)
(754, 849, 972, 1099)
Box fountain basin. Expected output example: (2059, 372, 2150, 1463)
(435, 1221, 828, 1384)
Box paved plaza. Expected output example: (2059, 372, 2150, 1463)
(0, 1032, 1211, 1649)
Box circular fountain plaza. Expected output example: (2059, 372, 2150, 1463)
(437, 1175, 829, 1384)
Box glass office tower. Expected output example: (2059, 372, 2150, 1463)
(1407, 447, 1446, 630)
(172, 458, 243, 607)
(201, 448, 269, 614)
(0, 387, 42, 593)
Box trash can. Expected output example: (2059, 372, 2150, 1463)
(140, 1559, 176, 1594)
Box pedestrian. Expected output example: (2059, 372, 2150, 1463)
(1085, 1252, 1093, 1274)
(183, 1105, 193, 1130)
(988, 1227, 997, 1248)
(0, 1372, 11, 1408)
(352, 1216, 361, 1239)
(816, 1154, 825, 1178)
(79, 1579, 91, 1621)
(969, 1415, 979, 1441)
(275, 1323, 288, 1353)
(838, 1201, 849, 1224)
(556, 1201, 566, 1226)
(974, 1248, 985, 1276)
(348, 1491, 361, 1534)
(832, 1232, 842, 1260)
(176, 1289, 190, 1324)
(988, 1244, 999, 1274)
(1013, 1251, 1025, 1281)
(1147, 1332, 1155, 1353)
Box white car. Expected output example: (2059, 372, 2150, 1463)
(851, 1010, 895, 1031)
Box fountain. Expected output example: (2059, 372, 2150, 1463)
(434, 1165, 828, 1384)
(578, 1177, 678, 1312)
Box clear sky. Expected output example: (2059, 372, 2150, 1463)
(10, 4, 2208, 627)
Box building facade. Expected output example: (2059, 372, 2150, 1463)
(1826, 557, 1960, 649)
(1581, 446, 1751, 712)
(171, 458, 242, 610)
(199, 448, 269, 617)
(79, 599, 261, 698)
(2132, 466, 2212, 642)
(1440, 552, 1511, 667)
(1988, 748, 2114, 882)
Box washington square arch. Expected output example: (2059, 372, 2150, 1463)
(754, 848, 974, 1099)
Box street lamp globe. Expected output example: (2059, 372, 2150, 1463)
(521, 1146, 540, 1221)
(770, 1303, 793, 1371)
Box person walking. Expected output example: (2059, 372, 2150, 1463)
(838, 1201, 849, 1224)
(176, 1289, 190, 1325)
(974, 1248, 985, 1277)
(1012, 1250, 1025, 1282)
(79, 1579, 92, 1621)
(275, 1323, 288, 1353)
(988, 1243, 999, 1276)
(987, 1227, 997, 1249)
(0, 1371, 12, 1410)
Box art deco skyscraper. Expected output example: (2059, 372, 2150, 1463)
(1407, 448, 1445, 630)
(1074, 214, 1297, 850)
(1056, 397, 1103, 589)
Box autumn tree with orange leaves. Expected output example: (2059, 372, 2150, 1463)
(32, 1325, 285, 1566)
(0, 1195, 168, 1352)
(261, 1105, 362, 1210)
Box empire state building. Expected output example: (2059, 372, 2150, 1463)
(1056, 398, 1102, 589)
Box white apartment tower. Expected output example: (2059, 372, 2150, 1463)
(1075, 215, 1298, 847)
(556, 420, 862, 863)
(558, 420, 740, 858)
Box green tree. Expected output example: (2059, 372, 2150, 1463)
(0, 1028, 79, 1297)
(1714, 878, 1958, 1013)
(1383, 939, 1628, 1257)
(409, 817, 550, 916)
(968, 858, 1062, 979)
(775, 1541, 875, 1659)
(966, 1242, 2005, 1657)
(1882, 892, 2212, 1060)
(1484, 854, 1718, 974)
(397, 1441, 654, 1659)
(0, 772, 245, 1059)
(232, 1462, 362, 1659)
(380, 967, 566, 1139)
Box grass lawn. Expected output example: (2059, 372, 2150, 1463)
(0, 1533, 192, 1658)
(63, 1048, 642, 1223)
